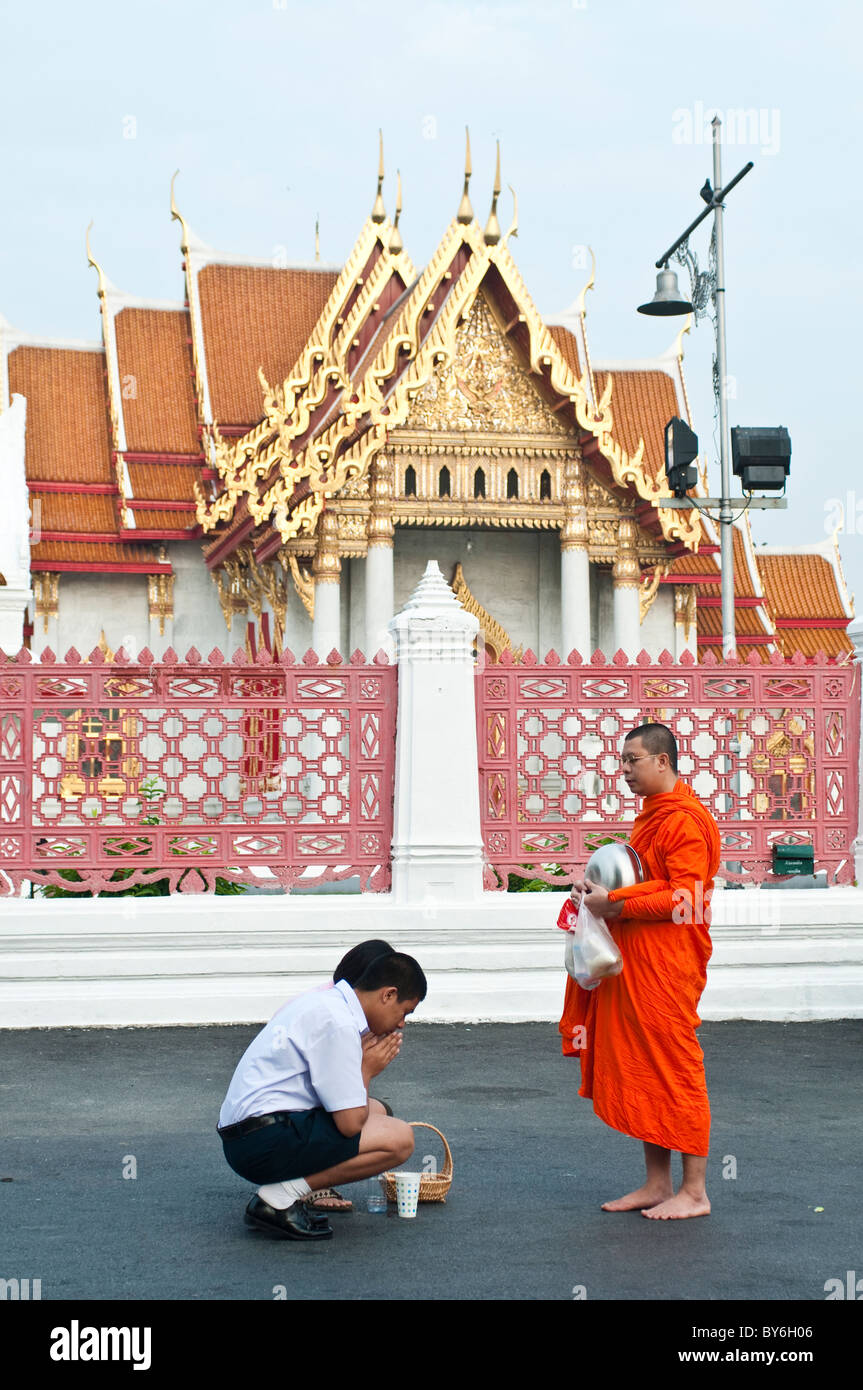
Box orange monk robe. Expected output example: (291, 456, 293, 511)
(559, 780, 721, 1156)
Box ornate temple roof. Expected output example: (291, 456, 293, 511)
(0, 148, 853, 658)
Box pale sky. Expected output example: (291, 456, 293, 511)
(2, 0, 861, 611)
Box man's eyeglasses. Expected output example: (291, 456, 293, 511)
(619, 753, 656, 768)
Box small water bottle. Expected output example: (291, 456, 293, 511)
(366, 1177, 387, 1213)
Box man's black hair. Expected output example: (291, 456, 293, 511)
(353, 951, 427, 1002)
(333, 939, 395, 987)
(625, 721, 678, 774)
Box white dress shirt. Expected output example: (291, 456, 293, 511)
(219, 979, 368, 1128)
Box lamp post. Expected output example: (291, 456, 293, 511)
(638, 116, 754, 660)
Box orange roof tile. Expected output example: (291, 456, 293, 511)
(756, 552, 850, 621)
(669, 551, 719, 578)
(775, 628, 853, 658)
(198, 265, 339, 426)
(695, 603, 769, 639)
(114, 308, 200, 453)
(30, 540, 166, 569)
(594, 369, 678, 485)
(9, 346, 112, 485)
(127, 509, 196, 531)
(125, 460, 200, 503)
(547, 324, 583, 380)
(36, 492, 118, 533)
(731, 526, 760, 599)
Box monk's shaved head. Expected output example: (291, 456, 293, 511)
(625, 722, 678, 773)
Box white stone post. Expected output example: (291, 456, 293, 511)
(388, 560, 485, 903)
(849, 616, 863, 882)
(0, 395, 33, 654)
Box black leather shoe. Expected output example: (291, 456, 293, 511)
(244, 1195, 333, 1241)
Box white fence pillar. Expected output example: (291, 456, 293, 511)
(388, 560, 484, 903)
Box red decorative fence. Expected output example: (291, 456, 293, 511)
(477, 646, 860, 888)
(0, 645, 396, 894)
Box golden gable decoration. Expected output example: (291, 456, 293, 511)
(407, 294, 570, 437)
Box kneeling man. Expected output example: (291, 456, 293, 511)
(218, 951, 426, 1240)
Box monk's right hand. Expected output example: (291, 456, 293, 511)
(570, 878, 585, 911)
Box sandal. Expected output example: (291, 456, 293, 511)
(306, 1187, 353, 1213)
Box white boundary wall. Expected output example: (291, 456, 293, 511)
(1, 889, 862, 1029)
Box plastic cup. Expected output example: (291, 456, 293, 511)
(366, 1178, 387, 1214)
(394, 1171, 421, 1219)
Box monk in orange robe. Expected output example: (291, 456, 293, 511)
(559, 722, 721, 1219)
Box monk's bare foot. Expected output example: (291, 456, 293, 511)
(601, 1183, 673, 1212)
(642, 1191, 711, 1220)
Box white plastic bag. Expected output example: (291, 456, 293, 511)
(564, 900, 623, 991)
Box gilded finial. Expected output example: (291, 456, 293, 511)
(371, 130, 386, 223)
(457, 126, 473, 224)
(315, 213, 320, 263)
(574, 247, 597, 316)
(484, 141, 502, 245)
(389, 171, 403, 255)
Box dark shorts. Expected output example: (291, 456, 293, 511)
(220, 1109, 362, 1184)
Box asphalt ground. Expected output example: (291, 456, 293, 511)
(2, 1019, 861, 1364)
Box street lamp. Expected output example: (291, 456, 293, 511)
(637, 116, 785, 659)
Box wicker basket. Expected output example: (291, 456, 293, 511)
(382, 1122, 453, 1204)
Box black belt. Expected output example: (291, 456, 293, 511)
(217, 1112, 292, 1141)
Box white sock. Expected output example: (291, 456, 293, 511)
(257, 1178, 312, 1210)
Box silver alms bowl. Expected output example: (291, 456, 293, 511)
(582, 841, 644, 891)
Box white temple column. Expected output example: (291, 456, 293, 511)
(366, 544, 394, 656)
(311, 508, 341, 657)
(612, 511, 641, 658)
(560, 454, 591, 658)
(0, 395, 33, 655)
(365, 454, 395, 657)
(561, 548, 591, 660)
(389, 561, 484, 903)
